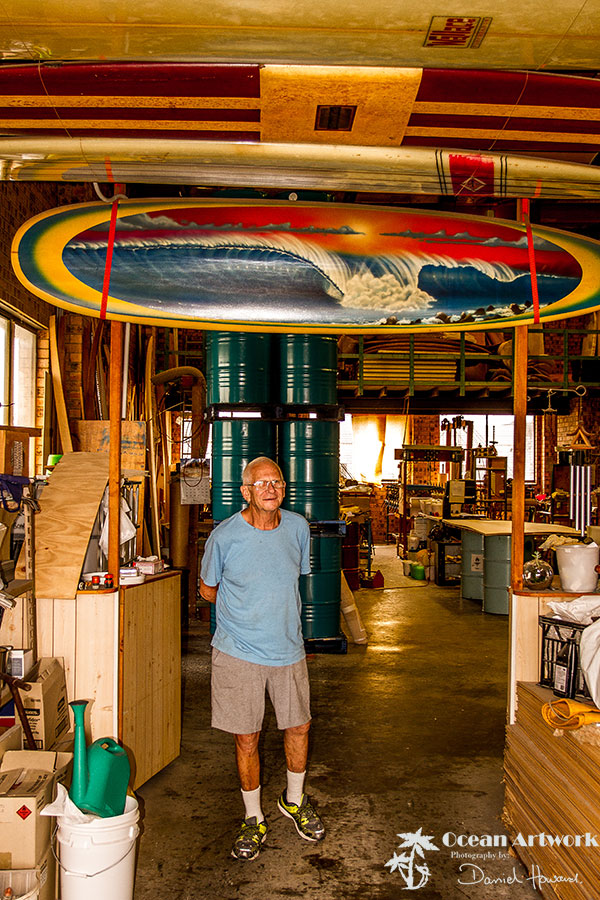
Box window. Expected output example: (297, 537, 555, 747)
(0, 317, 37, 428)
(12, 324, 36, 428)
(439, 414, 535, 481)
(0, 319, 9, 426)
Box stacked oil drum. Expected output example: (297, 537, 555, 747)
(206, 331, 342, 641)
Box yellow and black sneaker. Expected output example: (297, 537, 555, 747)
(231, 816, 268, 861)
(277, 792, 325, 842)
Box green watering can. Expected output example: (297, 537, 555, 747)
(69, 700, 130, 817)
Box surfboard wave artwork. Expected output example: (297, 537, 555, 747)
(12, 200, 600, 332)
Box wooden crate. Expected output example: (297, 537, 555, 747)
(74, 420, 146, 472)
(0, 427, 32, 476)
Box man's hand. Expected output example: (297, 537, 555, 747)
(200, 578, 218, 604)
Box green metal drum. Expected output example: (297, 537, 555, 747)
(279, 335, 337, 405)
(206, 331, 273, 405)
(460, 530, 484, 603)
(279, 419, 339, 521)
(211, 419, 276, 521)
(483, 534, 511, 615)
(300, 533, 342, 639)
(483, 534, 535, 614)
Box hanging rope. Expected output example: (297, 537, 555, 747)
(521, 198, 541, 325)
(94, 183, 127, 321)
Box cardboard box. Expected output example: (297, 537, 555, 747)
(0, 749, 72, 869)
(0, 843, 57, 900)
(0, 724, 21, 758)
(18, 658, 69, 750)
(135, 557, 165, 575)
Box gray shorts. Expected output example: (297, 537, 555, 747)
(211, 648, 311, 734)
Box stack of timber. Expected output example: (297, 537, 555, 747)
(504, 682, 600, 899)
(361, 334, 493, 386)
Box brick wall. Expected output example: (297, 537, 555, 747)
(411, 414, 441, 484)
(0, 183, 95, 471)
(0, 183, 85, 327)
(369, 483, 388, 542)
(63, 314, 84, 421)
(35, 330, 50, 473)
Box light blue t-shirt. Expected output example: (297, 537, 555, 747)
(201, 508, 311, 666)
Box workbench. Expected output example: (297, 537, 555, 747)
(442, 519, 578, 614)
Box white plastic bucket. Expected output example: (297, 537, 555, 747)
(57, 796, 139, 900)
(556, 543, 600, 593)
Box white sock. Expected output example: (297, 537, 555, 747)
(241, 786, 264, 823)
(286, 769, 306, 806)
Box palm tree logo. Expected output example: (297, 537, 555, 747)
(385, 827, 439, 890)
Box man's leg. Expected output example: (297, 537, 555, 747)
(283, 721, 310, 778)
(231, 731, 267, 860)
(235, 731, 261, 791)
(279, 721, 325, 842)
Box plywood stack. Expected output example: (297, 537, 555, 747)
(504, 682, 600, 899)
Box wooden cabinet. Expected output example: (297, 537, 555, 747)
(36, 571, 181, 789)
(506, 589, 600, 898)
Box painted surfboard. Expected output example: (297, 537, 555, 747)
(12, 200, 600, 333)
(0, 4, 598, 70)
(5, 141, 600, 200)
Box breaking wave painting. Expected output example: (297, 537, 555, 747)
(13, 201, 597, 329)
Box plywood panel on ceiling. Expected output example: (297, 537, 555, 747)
(261, 66, 422, 146)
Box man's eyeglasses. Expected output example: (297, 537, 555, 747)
(245, 479, 285, 491)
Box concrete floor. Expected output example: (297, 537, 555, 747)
(134, 546, 539, 899)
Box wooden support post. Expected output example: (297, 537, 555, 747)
(511, 325, 528, 592)
(108, 321, 123, 742)
(187, 378, 203, 619)
(108, 321, 123, 581)
(48, 315, 73, 453)
(145, 331, 162, 558)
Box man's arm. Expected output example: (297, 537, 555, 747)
(200, 578, 218, 604)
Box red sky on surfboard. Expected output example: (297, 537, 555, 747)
(79, 205, 582, 279)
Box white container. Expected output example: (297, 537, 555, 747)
(556, 543, 600, 593)
(57, 796, 140, 900)
(0, 870, 38, 900)
(407, 532, 419, 551)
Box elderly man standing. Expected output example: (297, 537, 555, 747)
(200, 456, 325, 861)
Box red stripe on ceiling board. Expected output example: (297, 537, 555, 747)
(0, 63, 261, 98)
(0, 107, 261, 123)
(448, 153, 495, 196)
(417, 69, 529, 105)
(416, 69, 600, 110)
(0, 127, 261, 141)
(409, 113, 600, 135)
(402, 136, 600, 151)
